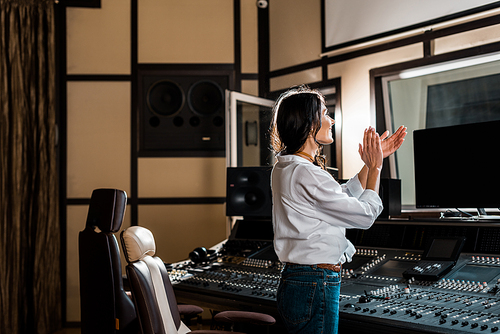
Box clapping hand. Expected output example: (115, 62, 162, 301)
(380, 125, 407, 158)
(358, 127, 383, 171)
(356, 126, 406, 191)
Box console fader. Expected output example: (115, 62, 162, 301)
(170, 221, 500, 334)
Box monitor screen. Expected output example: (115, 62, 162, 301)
(370, 260, 416, 277)
(413, 120, 500, 209)
(448, 264, 500, 283)
(423, 237, 465, 261)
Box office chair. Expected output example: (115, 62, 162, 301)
(120, 226, 276, 334)
(78, 188, 138, 334)
(79, 188, 205, 333)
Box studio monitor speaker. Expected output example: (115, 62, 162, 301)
(138, 66, 233, 157)
(379, 178, 401, 218)
(226, 167, 272, 218)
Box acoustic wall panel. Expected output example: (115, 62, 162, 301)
(138, 204, 226, 264)
(137, 157, 226, 198)
(67, 82, 131, 197)
(138, 0, 233, 63)
(67, 0, 130, 74)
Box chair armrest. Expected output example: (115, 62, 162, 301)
(177, 304, 204, 317)
(214, 311, 276, 326)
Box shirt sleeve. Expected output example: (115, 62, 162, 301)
(297, 167, 383, 230)
(341, 174, 364, 198)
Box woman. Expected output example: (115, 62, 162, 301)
(270, 85, 406, 333)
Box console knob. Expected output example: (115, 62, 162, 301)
(359, 295, 371, 303)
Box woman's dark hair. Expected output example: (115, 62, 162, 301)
(270, 85, 326, 167)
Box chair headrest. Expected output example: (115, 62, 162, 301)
(121, 226, 156, 263)
(86, 188, 127, 233)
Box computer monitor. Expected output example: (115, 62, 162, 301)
(413, 120, 500, 211)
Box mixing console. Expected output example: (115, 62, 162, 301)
(171, 242, 500, 334)
(337, 248, 500, 333)
(167, 219, 500, 333)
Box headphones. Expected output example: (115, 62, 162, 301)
(189, 247, 217, 264)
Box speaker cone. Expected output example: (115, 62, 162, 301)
(226, 168, 272, 217)
(188, 80, 223, 116)
(236, 170, 261, 185)
(147, 80, 185, 117)
(228, 187, 266, 211)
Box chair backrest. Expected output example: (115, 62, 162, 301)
(121, 226, 190, 334)
(79, 188, 138, 334)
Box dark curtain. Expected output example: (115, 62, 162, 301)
(0, 0, 61, 333)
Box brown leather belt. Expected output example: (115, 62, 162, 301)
(286, 262, 342, 273)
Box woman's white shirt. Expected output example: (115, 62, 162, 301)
(272, 154, 383, 265)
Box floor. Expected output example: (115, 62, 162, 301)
(53, 329, 80, 334)
(51, 322, 213, 333)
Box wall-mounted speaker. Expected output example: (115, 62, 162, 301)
(138, 66, 233, 157)
(226, 167, 272, 218)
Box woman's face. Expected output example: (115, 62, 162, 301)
(315, 104, 335, 145)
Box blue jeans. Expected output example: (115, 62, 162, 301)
(277, 264, 341, 334)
